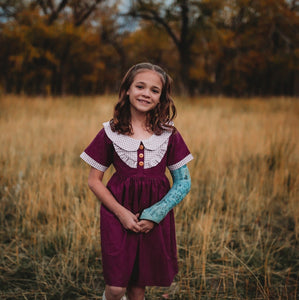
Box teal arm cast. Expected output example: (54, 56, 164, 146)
(139, 165, 191, 224)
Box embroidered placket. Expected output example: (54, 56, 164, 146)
(137, 143, 145, 168)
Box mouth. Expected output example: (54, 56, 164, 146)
(137, 99, 151, 104)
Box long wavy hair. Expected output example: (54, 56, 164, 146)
(110, 62, 177, 135)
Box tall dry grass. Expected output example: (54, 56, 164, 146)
(0, 95, 298, 299)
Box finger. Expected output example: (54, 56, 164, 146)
(138, 225, 146, 232)
(132, 215, 139, 223)
(134, 223, 142, 232)
(131, 226, 139, 233)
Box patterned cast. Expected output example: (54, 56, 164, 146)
(139, 165, 191, 224)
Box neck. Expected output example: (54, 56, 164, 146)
(130, 107, 148, 128)
(130, 108, 153, 138)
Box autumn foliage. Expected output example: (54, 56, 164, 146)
(0, 0, 298, 96)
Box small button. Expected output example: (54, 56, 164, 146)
(139, 144, 144, 150)
(139, 153, 144, 158)
(139, 161, 144, 167)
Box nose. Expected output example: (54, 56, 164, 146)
(142, 88, 150, 98)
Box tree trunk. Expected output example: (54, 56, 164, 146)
(178, 45, 192, 95)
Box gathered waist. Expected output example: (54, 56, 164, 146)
(106, 171, 171, 213)
(112, 171, 168, 182)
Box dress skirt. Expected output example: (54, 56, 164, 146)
(100, 171, 178, 287)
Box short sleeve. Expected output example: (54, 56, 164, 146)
(167, 130, 193, 171)
(80, 128, 113, 172)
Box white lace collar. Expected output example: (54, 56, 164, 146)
(103, 121, 173, 151)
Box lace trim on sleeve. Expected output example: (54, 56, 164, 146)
(168, 153, 194, 171)
(80, 152, 108, 172)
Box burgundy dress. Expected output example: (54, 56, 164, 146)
(80, 122, 193, 287)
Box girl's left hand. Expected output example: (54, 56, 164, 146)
(137, 219, 155, 234)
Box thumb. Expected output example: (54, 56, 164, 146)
(133, 213, 139, 222)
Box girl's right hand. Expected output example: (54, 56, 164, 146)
(87, 168, 142, 233)
(117, 209, 141, 233)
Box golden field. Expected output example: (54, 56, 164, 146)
(0, 95, 298, 299)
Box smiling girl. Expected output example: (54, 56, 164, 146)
(80, 63, 193, 300)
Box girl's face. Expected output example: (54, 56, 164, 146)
(126, 70, 163, 115)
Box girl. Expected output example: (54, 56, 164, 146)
(80, 62, 193, 300)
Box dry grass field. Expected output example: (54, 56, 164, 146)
(0, 95, 298, 299)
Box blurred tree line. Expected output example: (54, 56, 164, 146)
(0, 0, 298, 96)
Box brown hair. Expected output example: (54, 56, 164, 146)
(110, 62, 176, 135)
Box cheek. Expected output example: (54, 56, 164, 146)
(155, 95, 161, 103)
(126, 86, 134, 95)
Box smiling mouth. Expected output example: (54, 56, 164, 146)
(138, 99, 151, 104)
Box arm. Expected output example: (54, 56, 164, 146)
(139, 165, 191, 224)
(88, 167, 141, 232)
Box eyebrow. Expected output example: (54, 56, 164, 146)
(135, 81, 161, 90)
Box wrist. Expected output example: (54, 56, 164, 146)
(140, 208, 161, 224)
(114, 205, 127, 219)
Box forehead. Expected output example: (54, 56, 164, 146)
(133, 70, 163, 87)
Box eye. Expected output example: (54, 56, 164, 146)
(152, 89, 160, 94)
(136, 85, 143, 89)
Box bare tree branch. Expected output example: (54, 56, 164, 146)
(48, 0, 68, 24)
(127, 1, 180, 48)
(74, 0, 103, 27)
(35, 0, 69, 24)
(36, 0, 48, 15)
